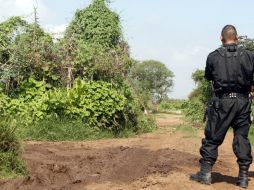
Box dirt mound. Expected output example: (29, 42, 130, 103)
(0, 143, 198, 190)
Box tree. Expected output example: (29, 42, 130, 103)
(0, 16, 57, 93)
(0, 17, 27, 91)
(238, 36, 254, 50)
(130, 60, 174, 103)
(63, 0, 133, 82)
(189, 69, 212, 103)
(66, 0, 121, 48)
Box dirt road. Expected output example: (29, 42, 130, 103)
(1, 114, 254, 190)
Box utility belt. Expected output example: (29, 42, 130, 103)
(203, 92, 251, 123)
(218, 92, 250, 99)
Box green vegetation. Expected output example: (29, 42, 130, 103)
(17, 118, 114, 141)
(0, 121, 27, 178)
(0, 0, 162, 178)
(0, 0, 158, 137)
(63, 0, 132, 82)
(130, 60, 174, 109)
(181, 69, 212, 123)
(249, 127, 254, 145)
(16, 108, 156, 141)
(159, 99, 184, 113)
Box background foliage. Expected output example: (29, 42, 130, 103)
(0, 0, 168, 178)
(130, 60, 174, 111)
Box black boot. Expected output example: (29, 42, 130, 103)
(190, 161, 212, 185)
(236, 165, 249, 188)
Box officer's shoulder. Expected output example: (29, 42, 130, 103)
(236, 47, 254, 58)
(241, 47, 254, 55)
(207, 49, 220, 59)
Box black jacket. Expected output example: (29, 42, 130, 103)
(205, 44, 254, 94)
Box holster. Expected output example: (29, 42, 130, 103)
(212, 96, 221, 111)
(203, 96, 221, 123)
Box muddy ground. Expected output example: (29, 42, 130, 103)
(0, 114, 254, 190)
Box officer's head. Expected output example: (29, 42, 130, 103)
(220, 25, 238, 44)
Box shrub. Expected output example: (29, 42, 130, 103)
(0, 79, 50, 125)
(0, 121, 27, 178)
(181, 98, 205, 123)
(47, 79, 139, 132)
(0, 78, 153, 133)
(64, 79, 130, 130)
(159, 99, 184, 112)
(18, 117, 114, 141)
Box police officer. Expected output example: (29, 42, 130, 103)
(190, 25, 254, 188)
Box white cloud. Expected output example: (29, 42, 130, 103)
(0, 0, 53, 25)
(45, 24, 67, 39)
(0, 0, 65, 38)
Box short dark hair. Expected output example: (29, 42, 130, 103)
(221, 25, 238, 41)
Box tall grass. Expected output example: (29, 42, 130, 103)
(17, 114, 157, 141)
(248, 126, 254, 145)
(0, 121, 27, 178)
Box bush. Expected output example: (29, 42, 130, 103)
(0, 121, 27, 178)
(135, 113, 156, 134)
(47, 79, 139, 132)
(63, 79, 132, 130)
(0, 122, 20, 153)
(0, 152, 27, 178)
(0, 78, 154, 135)
(181, 98, 205, 123)
(159, 99, 184, 112)
(18, 117, 114, 141)
(17, 114, 156, 141)
(248, 125, 254, 145)
(0, 78, 49, 125)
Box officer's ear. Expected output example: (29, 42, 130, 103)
(235, 35, 239, 41)
(220, 36, 225, 43)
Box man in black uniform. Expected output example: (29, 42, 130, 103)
(190, 25, 254, 188)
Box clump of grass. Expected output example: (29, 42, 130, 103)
(135, 114, 157, 134)
(0, 152, 27, 178)
(18, 118, 114, 141)
(248, 126, 254, 145)
(0, 121, 27, 179)
(17, 114, 157, 141)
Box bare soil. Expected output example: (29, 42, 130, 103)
(1, 114, 254, 190)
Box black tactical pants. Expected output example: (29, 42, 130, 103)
(200, 96, 253, 166)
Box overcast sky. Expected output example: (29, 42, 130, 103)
(1, 0, 254, 99)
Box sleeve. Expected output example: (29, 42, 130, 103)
(205, 55, 213, 81)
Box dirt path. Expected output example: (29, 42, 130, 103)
(1, 114, 254, 190)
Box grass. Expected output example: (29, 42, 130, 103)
(16, 115, 156, 141)
(248, 125, 254, 145)
(0, 152, 27, 179)
(0, 121, 27, 179)
(17, 118, 115, 141)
